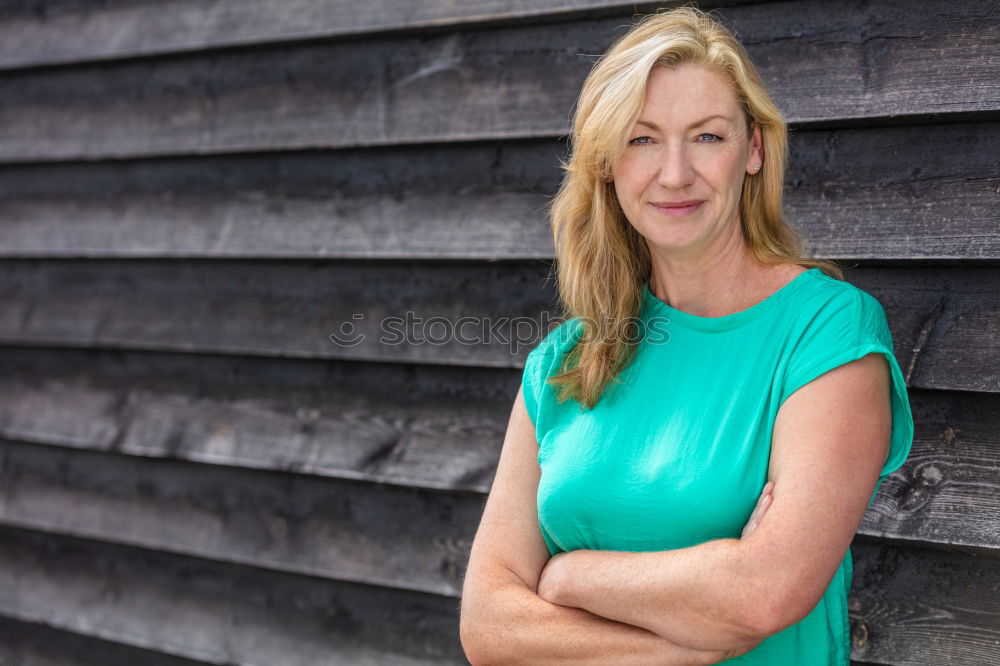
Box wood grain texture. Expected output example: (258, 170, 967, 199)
(0, 384, 997, 597)
(0, 526, 468, 665)
(849, 540, 1000, 665)
(0, 262, 996, 391)
(0, 616, 206, 666)
(0, 0, 996, 162)
(0, 0, 758, 71)
(0, 438, 479, 596)
(858, 390, 1000, 553)
(0, 259, 559, 367)
(0, 524, 994, 665)
(844, 267, 1000, 394)
(0, 119, 996, 260)
(0, 346, 514, 493)
(0, 346, 997, 556)
(0, 0, 994, 662)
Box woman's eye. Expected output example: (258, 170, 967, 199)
(629, 134, 720, 145)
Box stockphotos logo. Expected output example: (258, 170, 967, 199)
(329, 312, 671, 354)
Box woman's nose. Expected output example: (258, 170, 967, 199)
(656, 147, 694, 188)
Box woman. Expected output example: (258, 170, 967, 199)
(461, 6, 913, 665)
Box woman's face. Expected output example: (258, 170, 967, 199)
(611, 63, 762, 259)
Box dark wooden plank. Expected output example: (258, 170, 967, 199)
(0, 616, 208, 666)
(0, 346, 512, 493)
(849, 540, 1000, 665)
(0, 525, 994, 664)
(0, 526, 467, 665)
(844, 267, 1000, 395)
(0, 259, 557, 367)
(8, 400, 994, 598)
(0, 347, 997, 555)
(0, 119, 997, 260)
(0, 438, 480, 596)
(0, 261, 995, 392)
(0, 141, 560, 260)
(858, 390, 1000, 552)
(0, 0, 996, 162)
(784, 121, 1000, 261)
(0, 0, 759, 71)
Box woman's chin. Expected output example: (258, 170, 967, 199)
(644, 229, 704, 252)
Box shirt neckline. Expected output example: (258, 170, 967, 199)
(641, 267, 821, 332)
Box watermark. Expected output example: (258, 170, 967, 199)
(329, 311, 671, 355)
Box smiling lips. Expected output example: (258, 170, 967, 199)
(651, 200, 703, 217)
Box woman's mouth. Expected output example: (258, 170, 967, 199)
(651, 201, 703, 217)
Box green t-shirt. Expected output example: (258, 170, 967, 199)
(521, 267, 914, 665)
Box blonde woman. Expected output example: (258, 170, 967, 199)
(461, 6, 913, 664)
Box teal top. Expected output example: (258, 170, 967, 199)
(521, 267, 914, 665)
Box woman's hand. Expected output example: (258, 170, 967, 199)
(535, 485, 774, 664)
(741, 480, 774, 539)
(536, 551, 570, 605)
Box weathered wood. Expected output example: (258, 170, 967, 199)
(0, 0, 996, 162)
(0, 1, 992, 664)
(0, 391, 995, 598)
(0, 141, 559, 260)
(784, 121, 1000, 261)
(0, 616, 207, 666)
(0, 526, 467, 665)
(0, 120, 996, 260)
(0, 438, 479, 596)
(0, 261, 995, 391)
(849, 540, 1000, 665)
(859, 390, 1000, 552)
(0, 0, 760, 71)
(1, 347, 998, 556)
(844, 267, 1000, 394)
(0, 259, 559, 367)
(0, 346, 513, 493)
(0, 524, 994, 665)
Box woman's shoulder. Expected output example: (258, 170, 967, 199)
(795, 267, 885, 316)
(786, 268, 893, 348)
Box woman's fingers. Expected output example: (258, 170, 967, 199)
(741, 481, 774, 539)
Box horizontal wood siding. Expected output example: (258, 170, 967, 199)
(1, 120, 997, 260)
(0, 0, 996, 663)
(0, 263, 996, 390)
(0, 616, 207, 666)
(1, 0, 752, 70)
(1, 0, 997, 162)
(0, 526, 467, 664)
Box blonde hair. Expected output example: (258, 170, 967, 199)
(543, 4, 842, 409)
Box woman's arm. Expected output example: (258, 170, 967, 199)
(460, 387, 754, 665)
(536, 538, 765, 652)
(533, 483, 775, 652)
(535, 354, 892, 651)
(463, 563, 753, 665)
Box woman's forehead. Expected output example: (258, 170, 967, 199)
(638, 67, 743, 128)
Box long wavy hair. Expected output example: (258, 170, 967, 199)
(543, 4, 842, 409)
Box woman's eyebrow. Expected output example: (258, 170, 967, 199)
(636, 114, 732, 130)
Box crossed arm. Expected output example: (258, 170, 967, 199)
(532, 352, 892, 651)
(461, 352, 891, 663)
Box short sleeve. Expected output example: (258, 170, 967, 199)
(521, 344, 547, 430)
(519, 317, 582, 440)
(781, 288, 915, 505)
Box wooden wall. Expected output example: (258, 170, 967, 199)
(0, 0, 997, 663)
